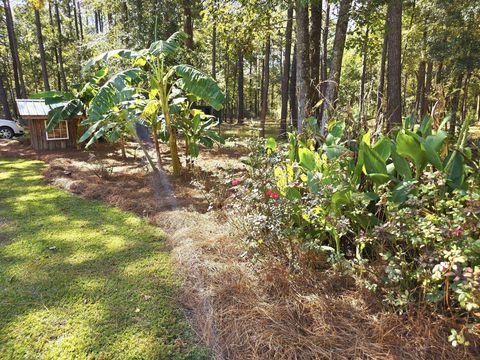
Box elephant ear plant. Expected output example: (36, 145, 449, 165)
(38, 32, 225, 176)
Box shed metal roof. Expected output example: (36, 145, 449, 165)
(15, 99, 63, 118)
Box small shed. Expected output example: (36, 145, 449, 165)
(16, 99, 82, 151)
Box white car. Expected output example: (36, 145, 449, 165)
(0, 119, 25, 139)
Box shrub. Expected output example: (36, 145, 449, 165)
(234, 116, 479, 345)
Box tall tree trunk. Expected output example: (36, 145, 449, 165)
(421, 61, 433, 119)
(290, 45, 298, 128)
(54, 0, 68, 90)
(476, 93, 480, 124)
(0, 73, 12, 119)
(386, 0, 402, 130)
(280, 4, 293, 137)
(449, 73, 463, 136)
(310, 0, 322, 116)
(77, 0, 83, 40)
(35, 9, 50, 91)
(182, 0, 194, 49)
(461, 72, 471, 122)
(295, 0, 310, 133)
(415, 60, 426, 116)
(73, 0, 79, 39)
(320, 0, 352, 134)
(260, 34, 271, 138)
(319, 1, 330, 122)
(237, 48, 245, 124)
(359, 27, 369, 122)
(4, 0, 26, 98)
(211, 3, 217, 79)
(376, 19, 388, 120)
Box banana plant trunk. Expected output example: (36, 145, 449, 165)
(159, 86, 181, 176)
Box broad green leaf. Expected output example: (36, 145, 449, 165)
(87, 68, 141, 122)
(418, 115, 432, 136)
(174, 65, 225, 110)
(363, 143, 388, 175)
(396, 130, 425, 176)
(323, 145, 345, 159)
(46, 99, 83, 132)
(372, 136, 391, 162)
(298, 147, 316, 171)
(426, 130, 447, 153)
(285, 187, 302, 201)
(265, 137, 277, 153)
(391, 144, 413, 180)
(82, 49, 139, 75)
(445, 152, 465, 189)
(367, 173, 391, 186)
(188, 143, 200, 157)
(148, 32, 187, 56)
(79, 120, 102, 143)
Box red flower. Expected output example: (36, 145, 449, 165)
(231, 178, 241, 186)
(265, 189, 279, 200)
(451, 227, 464, 237)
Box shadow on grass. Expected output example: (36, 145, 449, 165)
(0, 159, 208, 360)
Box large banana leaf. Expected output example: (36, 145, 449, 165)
(82, 49, 139, 75)
(173, 65, 225, 110)
(46, 99, 84, 132)
(148, 31, 187, 56)
(87, 68, 142, 122)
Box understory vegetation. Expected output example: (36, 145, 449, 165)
(234, 115, 479, 347)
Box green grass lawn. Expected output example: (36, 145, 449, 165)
(0, 159, 207, 360)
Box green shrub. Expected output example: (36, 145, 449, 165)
(234, 116, 479, 344)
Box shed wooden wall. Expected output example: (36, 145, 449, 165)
(28, 118, 81, 151)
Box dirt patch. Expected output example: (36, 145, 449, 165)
(2, 139, 477, 359)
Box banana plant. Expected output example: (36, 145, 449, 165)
(45, 32, 224, 176)
(174, 103, 224, 167)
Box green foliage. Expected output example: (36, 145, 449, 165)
(234, 115, 479, 343)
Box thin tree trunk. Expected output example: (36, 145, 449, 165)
(77, 0, 83, 40)
(476, 94, 480, 123)
(182, 0, 194, 49)
(280, 4, 293, 137)
(73, 0, 79, 39)
(0, 73, 12, 119)
(360, 27, 369, 121)
(421, 61, 433, 119)
(55, 0, 68, 91)
(461, 72, 471, 122)
(249, 59, 253, 116)
(386, 0, 402, 130)
(415, 60, 426, 116)
(290, 45, 298, 128)
(260, 34, 271, 137)
(450, 73, 463, 136)
(35, 9, 50, 91)
(211, 3, 217, 79)
(295, 0, 310, 133)
(320, 0, 352, 134)
(4, 0, 26, 98)
(376, 18, 388, 120)
(237, 48, 245, 124)
(319, 1, 330, 122)
(310, 0, 322, 116)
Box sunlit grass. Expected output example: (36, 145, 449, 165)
(0, 158, 208, 360)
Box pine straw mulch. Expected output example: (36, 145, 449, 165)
(1, 139, 478, 359)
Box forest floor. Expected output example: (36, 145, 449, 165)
(1, 133, 478, 359)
